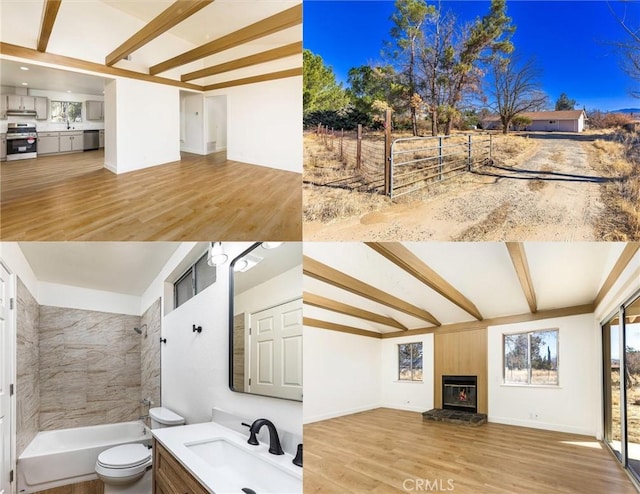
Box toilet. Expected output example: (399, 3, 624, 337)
(95, 407, 185, 491)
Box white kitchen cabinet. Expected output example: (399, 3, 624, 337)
(59, 132, 83, 153)
(38, 132, 59, 155)
(35, 96, 48, 120)
(1, 134, 6, 161)
(99, 129, 104, 148)
(0, 97, 6, 119)
(7, 95, 36, 112)
(86, 100, 104, 121)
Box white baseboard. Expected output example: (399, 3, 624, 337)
(380, 403, 430, 413)
(304, 404, 380, 424)
(103, 162, 117, 174)
(488, 415, 595, 437)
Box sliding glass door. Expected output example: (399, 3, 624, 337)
(604, 291, 640, 481)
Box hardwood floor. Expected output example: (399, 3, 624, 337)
(0, 150, 301, 240)
(304, 408, 637, 493)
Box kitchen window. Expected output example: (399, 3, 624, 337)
(398, 342, 423, 381)
(504, 329, 558, 385)
(173, 252, 216, 308)
(50, 101, 82, 123)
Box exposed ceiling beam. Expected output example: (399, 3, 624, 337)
(149, 4, 302, 75)
(506, 242, 537, 313)
(366, 242, 483, 320)
(181, 41, 301, 82)
(202, 67, 301, 91)
(303, 256, 440, 326)
(381, 303, 594, 339)
(304, 317, 383, 339)
(105, 0, 214, 66)
(594, 243, 640, 309)
(37, 0, 62, 52)
(0, 42, 204, 91)
(303, 292, 408, 331)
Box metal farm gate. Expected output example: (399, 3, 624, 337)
(388, 134, 493, 198)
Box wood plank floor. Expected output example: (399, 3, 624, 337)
(0, 150, 301, 240)
(304, 408, 637, 494)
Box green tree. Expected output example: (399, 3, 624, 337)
(347, 65, 403, 116)
(303, 49, 350, 114)
(555, 92, 576, 111)
(387, 0, 435, 135)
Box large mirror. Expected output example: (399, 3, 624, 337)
(229, 242, 303, 401)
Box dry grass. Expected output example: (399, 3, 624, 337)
(453, 203, 512, 241)
(589, 133, 640, 240)
(491, 133, 539, 167)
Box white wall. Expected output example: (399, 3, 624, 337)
(37, 282, 140, 315)
(206, 76, 302, 173)
(304, 328, 382, 423)
(381, 334, 434, 412)
(205, 96, 227, 152)
(107, 78, 181, 174)
(488, 313, 600, 436)
(0, 243, 38, 299)
(160, 243, 302, 436)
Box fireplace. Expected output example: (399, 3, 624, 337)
(442, 375, 477, 413)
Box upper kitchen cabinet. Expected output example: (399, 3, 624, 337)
(2, 94, 48, 119)
(86, 100, 104, 121)
(35, 96, 48, 120)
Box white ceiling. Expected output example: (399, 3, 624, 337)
(303, 242, 627, 334)
(0, 59, 109, 95)
(18, 242, 180, 296)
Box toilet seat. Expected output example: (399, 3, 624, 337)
(95, 444, 152, 485)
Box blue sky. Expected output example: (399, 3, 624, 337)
(304, 1, 640, 111)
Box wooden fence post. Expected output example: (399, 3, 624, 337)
(438, 136, 443, 181)
(356, 124, 362, 171)
(468, 134, 472, 171)
(384, 109, 392, 196)
(489, 133, 493, 163)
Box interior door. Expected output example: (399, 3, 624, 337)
(249, 299, 302, 400)
(0, 262, 14, 494)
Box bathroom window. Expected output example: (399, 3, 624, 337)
(398, 342, 423, 381)
(504, 329, 558, 385)
(174, 252, 216, 308)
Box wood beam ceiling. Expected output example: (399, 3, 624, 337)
(594, 243, 640, 309)
(506, 242, 538, 313)
(37, 0, 62, 52)
(303, 292, 407, 331)
(149, 4, 302, 75)
(105, 0, 214, 67)
(303, 256, 441, 326)
(0, 43, 204, 91)
(366, 242, 483, 320)
(304, 317, 383, 339)
(202, 67, 301, 91)
(181, 41, 301, 82)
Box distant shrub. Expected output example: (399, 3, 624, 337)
(589, 111, 634, 129)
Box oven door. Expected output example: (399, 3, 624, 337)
(6, 136, 37, 160)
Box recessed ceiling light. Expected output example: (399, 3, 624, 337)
(20, 66, 29, 71)
(67, 90, 71, 93)
(21, 82, 28, 86)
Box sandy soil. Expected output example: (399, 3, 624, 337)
(304, 132, 607, 241)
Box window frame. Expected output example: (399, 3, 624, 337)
(503, 328, 559, 386)
(50, 100, 83, 123)
(173, 251, 216, 309)
(398, 341, 423, 382)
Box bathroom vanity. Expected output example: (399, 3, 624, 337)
(153, 440, 208, 494)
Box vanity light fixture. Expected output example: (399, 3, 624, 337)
(207, 242, 228, 267)
(261, 242, 283, 250)
(233, 254, 263, 273)
(20, 66, 29, 71)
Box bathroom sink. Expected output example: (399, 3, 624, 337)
(186, 438, 301, 493)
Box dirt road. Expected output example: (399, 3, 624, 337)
(304, 133, 609, 241)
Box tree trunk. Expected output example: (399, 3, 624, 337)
(431, 109, 437, 136)
(445, 118, 453, 136)
(411, 107, 418, 136)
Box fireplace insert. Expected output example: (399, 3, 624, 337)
(442, 375, 477, 413)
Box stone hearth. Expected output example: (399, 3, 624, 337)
(422, 408, 487, 426)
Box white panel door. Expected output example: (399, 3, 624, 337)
(249, 299, 302, 400)
(0, 262, 14, 494)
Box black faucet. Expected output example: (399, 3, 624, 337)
(293, 443, 302, 467)
(243, 418, 284, 455)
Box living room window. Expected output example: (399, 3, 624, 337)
(504, 329, 558, 385)
(398, 342, 423, 381)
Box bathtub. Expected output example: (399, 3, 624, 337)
(18, 421, 151, 493)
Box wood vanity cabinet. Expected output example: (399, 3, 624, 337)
(153, 439, 208, 494)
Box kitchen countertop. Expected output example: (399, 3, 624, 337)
(151, 421, 302, 493)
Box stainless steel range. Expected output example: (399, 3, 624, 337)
(6, 122, 37, 161)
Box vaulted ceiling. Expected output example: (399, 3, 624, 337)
(0, 0, 301, 91)
(303, 242, 639, 338)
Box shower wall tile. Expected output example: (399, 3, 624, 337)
(38, 306, 141, 430)
(16, 278, 40, 456)
(140, 298, 161, 413)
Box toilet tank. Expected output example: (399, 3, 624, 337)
(149, 407, 185, 429)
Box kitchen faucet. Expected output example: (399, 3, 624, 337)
(242, 418, 284, 455)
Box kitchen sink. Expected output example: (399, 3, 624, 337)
(185, 438, 301, 493)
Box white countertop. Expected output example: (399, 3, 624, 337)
(151, 421, 302, 494)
